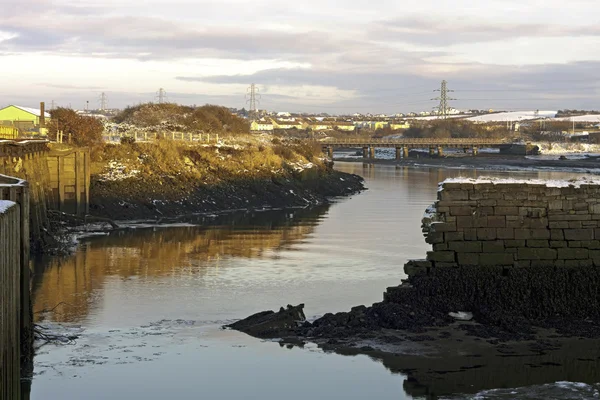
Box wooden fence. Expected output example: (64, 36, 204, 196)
(103, 131, 219, 143)
(0, 175, 30, 400)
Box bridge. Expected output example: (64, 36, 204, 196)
(320, 138, 509, 159)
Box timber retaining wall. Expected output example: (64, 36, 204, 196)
(389, 178, 600, 321)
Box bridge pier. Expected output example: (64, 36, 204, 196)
(395, 147, 401, 160)
(429, 147, 435, 157)
(437, 146, 443, 157)
(369, 146, 375, 159)
(363, 147, 369, 158)
(473, 146, 479, 156)
(403, 146, 409, 158)
(327, 146, 333, 159)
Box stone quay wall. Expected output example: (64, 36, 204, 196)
(410, 178, 600, 274)
(391, 178, 600, 322)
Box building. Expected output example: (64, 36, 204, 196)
(272, 119, 303, 130)
(250, 119, 274, 131)
(390, 122, 410, 130)
(0, 104, 51, 133)
(334, 122, 355, 132)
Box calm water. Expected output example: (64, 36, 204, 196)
(31, 163, 597, 399)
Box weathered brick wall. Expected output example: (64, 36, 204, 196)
(407, 178, 600, 275)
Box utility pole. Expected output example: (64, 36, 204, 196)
(156, 88, 167, 104)
(51, 100, 56, 110)
(99, 92, 108, 111)
(245, 83, 260, 121)
(432, 80, 455, 119)
(85, 100, 89, 112)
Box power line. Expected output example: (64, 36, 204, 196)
(99, 92, 108, 111)
(245, 84, 260, 120)
(432, 80, 456, 119)
(156, 88, 168, 104)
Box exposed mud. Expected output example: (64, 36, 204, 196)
(89, 167, 364, 221)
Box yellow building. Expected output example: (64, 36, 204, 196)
(273, 119, 303, 130)
(250, 119, 274, 131)
(0, 105, 51, 131)
(390, 122, 411, 130)
(334, 122, 355, 131)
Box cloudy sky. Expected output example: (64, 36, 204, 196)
(2, 0, 599, 114)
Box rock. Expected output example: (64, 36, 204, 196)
(449, 311, 474, 321)
(226, 304, 306, 338)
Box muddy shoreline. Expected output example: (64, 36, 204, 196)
(335, 152, 600, 173)
(88, 167, 365, 221)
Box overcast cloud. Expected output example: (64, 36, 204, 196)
(1, 0, 599, 113)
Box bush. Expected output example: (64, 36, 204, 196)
(49, 108, 104, 146)
(120, 136, 136, 145)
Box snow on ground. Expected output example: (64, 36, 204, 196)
(534, 142, 600, 155)
(97, 161, 140, 181)
(467, 111, 557, 122)
(552, 115, 600, 123)
(443, 176, 600, 188)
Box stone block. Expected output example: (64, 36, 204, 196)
(549, 214, 591, 221)
(440, 190, 469, 201)
(517, 248, 557, 260)
(574, 202, 589, 211)
(549, 221, 569, 229)
(403, 259, 431, 276)
(550, 241, 568, 248)
(564, 229, 594, 241)
(514, 260, 531, 268)
(550, 229, 564, 240)
(478, 199, 497, 207)
(496, 228, 515, 239)
(431, 222, 456, 233)
(433, 244, 448, 251)
(456, 216, 473, 229)
(581, 240, 600, 249)
(568, 221, 583, 229)
(477, 228, 497, 240)
(527, 240, 549, 248)
(564, 259, 593, 268)
(436, 262, 459, 268)
(568, 241, 582, 248)
(487, 216, 506, 228)
(449, 206, 474, 216)
(482, 240, 505, 252)
(427, 251, 456, 262)
(557, 248, 589, 260)
(479, 252, 515, 266)
(463, 228, 478, 241)
(590, 204, 600, 214)
(523, 218, 549, 229)
(548, 200, 563, 210)
(495, 206, 519, 216)
(505, 240, 526, 247)
(514, 229, 550, 240)
(449, 241, 482, 253)
(531, 260, 556, 268)
(457, 253, 479, 266)
(425, 232, 444, 244)
(445, 231, 464, 242)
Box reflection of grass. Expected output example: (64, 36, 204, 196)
(32, 207, 328, 323)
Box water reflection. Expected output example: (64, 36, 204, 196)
(33, 206, 328, 324)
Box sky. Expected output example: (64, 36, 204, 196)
(1, 0, 599, 114)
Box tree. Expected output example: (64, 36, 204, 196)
(49, 108, 104, 146)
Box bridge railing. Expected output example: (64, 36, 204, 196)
(319, 138, 508, 145)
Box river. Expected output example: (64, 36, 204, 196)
(30, 163, 600, 399)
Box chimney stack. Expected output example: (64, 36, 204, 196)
(39, 101, 46, 128)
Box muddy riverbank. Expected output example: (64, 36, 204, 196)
(336, 152, 600, 173)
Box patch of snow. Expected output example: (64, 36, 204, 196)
(0, 200, 16, 214)
(448, 311, 473, 321)
(534, 142, 600, 155)
(98, 161, 140, 181)
(443, 176, 600, 188)
(467, 110, 557, 122)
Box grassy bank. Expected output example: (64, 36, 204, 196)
(89, 136, 364, 220)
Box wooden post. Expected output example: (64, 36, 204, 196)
(395, 147, 401, 160)
(362, 147, 368, 158)
(369, 146, 375, 159)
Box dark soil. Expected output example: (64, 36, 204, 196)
(89, 167, 364, 221)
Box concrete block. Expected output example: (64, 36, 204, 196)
(564, 229, 594, 241)
(557, 248, 589, 260)
(517, 248, 557, 260)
